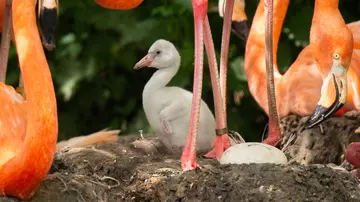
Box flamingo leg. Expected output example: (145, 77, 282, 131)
(203, 16, 231, 159)
(0, 0, 12, 83)
(262, 0, 282, 146)
(203, 0, 234, 159)
(181, 0, 207, 170)
(219, 0, 234, 106)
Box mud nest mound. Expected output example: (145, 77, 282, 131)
(2, 111, 360, 202)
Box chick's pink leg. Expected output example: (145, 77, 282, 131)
(180, 0, 208, 171)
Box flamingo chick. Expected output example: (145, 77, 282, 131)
(134, 39, 215, 154)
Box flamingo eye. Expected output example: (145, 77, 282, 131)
(333, 53, 340, 60)
(156, 50, 161, 55)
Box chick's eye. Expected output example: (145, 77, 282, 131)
(156, 50, 161, 55)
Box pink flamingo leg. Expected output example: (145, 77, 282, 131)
(0, 0, 12, 83)
(262, 0, 282, 146)
(181, 0, 207, 170)
(219, 0, 234, 111)
(203, 16, 231, 159)
(203, 0, 234, 159)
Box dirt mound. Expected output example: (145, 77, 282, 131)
(1, 112, 360, 202)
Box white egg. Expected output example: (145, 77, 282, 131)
(219, 142, 288, 165)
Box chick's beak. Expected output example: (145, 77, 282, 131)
(306, 61, 347, 128)
(134, 53, 155, 70)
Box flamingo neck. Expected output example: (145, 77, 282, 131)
(314, 0, 339, 10)
(0, 0, 58, 199)
(143, 59, 180, 96)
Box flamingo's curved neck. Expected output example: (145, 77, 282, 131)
(0, 0, 58, 199)
(143, 59, 180, 96)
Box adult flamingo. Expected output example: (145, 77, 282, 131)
(307, 0, 353, 127)
(244, 0, 357, 145)
(0, 0, 58, 199)
(0, 0, 123, 199)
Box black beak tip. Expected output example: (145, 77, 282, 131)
(39, 7, 58, 51)
(231, 20, 249, 42)
(305, 105, 329, 129)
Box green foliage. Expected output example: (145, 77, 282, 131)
(4, 0, 360, 141)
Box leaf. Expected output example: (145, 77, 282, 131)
(119, 19, 160, 46)
(173, 0, 192, 11)
(283, 4, 312, 48)
(277, 39, 293, 72)
(230, 56, 247, 82)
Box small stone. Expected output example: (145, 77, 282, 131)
(259, 185, 265, 193)
(295, 175, 302, 183)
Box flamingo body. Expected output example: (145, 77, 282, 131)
(94, 0, 144, 10)
(245, 0, 360, 119)
(0, 83, 26, 166)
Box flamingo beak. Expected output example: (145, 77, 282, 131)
(218, 0, 248, 42)
(133, 53, 156, 70)
(38, 0, 59, 51)
(306, 60, 347, 128)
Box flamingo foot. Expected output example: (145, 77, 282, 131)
(334, 106, 351, 117)
(262, 135, 281, 146)
(203, 135, 231, 159)
(181, 159, 198, 171)
(181, 149, 198, 171)
(181, 131, 199, 171)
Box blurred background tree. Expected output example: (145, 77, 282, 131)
(5, 0, 360, 142)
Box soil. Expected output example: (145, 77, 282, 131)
(2, 112, 360, 202)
